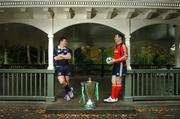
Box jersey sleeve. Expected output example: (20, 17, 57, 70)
(67, 48, 72, 54)
(53, 47, 57, 57)
(121, 44, 128, 56)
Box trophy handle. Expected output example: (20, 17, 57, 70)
(95, 82, 99, 101)
(79, 82, 86, 104)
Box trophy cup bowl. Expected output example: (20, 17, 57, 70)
(84, 80, 96, 109)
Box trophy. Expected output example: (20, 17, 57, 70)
(79, 77, 99, 109)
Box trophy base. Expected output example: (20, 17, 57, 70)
(84, 99, 96, 109)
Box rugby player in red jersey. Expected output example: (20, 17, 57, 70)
(104, 34, 128, 103)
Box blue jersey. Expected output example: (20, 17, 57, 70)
(54, 47, 72, 66)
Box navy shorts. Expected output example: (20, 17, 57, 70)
(55, 65, 71, 76)
(112, 63, 127, 77)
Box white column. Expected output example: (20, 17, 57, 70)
(47, 34, 54, 70)
(4, 48, 8, 64)
(125, 34, 132, 70)
(175, 26, 180, 68)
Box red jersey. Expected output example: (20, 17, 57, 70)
(113, 43, 128, 66)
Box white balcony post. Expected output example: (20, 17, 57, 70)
(125, 34, 132, 70)
(47, 34, 54, 70)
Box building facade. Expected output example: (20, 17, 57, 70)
(0, 0, 180, 101)
(0, 0, 180, 69)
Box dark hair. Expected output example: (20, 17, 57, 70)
(115, 33, 125, 43)
(59, 37, 68, 43)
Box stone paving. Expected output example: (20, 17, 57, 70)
(0, 76, 180, 119)
(0, 101, 180, 119)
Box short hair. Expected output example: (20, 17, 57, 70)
(115, 33, 125, 43)
(59, 37, 68, 43)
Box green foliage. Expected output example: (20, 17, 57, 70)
(5, 46, 41, 64)
(103, 47, 113, 64)
(74, 46, 113, 64)
(132, 46, 175, 65)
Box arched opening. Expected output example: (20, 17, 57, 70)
(131, 24, 175, 69)
(53, 23, 124, 99)
(54, 23, 123, 75)
(0, 23, 48, 68)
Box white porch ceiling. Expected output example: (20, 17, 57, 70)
(0, 7, 179, 20)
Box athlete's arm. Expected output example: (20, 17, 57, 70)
(58, 53, 71, 60)
(53, 48, 62, 61)
(54, 55, 64, 61)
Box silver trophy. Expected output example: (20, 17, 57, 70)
(80, 77, 99, 109)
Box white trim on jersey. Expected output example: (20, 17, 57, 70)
(119, 62, 123, 77)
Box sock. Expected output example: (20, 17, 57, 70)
(64, 85, 71, 95)
(115, 84, 122, 99)
(111, 85, 116, 99)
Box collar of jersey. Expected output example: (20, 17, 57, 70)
(57, 46, 66, 50)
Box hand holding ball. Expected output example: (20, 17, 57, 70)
(106, 57, 113, 64)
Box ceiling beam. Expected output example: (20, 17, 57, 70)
(0, 9, 5, 13)
(125, 9, 136, 19)
(48, 8, 55, 18)
(42, 8, 55, 19)
(143, 9, 157, 19)
(106, 8, 117, 19)
(64, 8, 74, 19)
(162, 10, 177, 20)
(86, 8, 96, 19)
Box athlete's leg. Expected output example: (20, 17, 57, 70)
(104, 64, 119, 102)
(115, 76, 123, 99)
(57, 75, 71, 101)
(111, 75, 117, 99)
(58, 75, 67, 86)
(64, 76, 71, 93)
(65, 75, 74, 98)
(115, 63, 126, 99)
(56, 67, 71, 101)
(116, 76, 122, 85)
(63, 65, 74, 99)
(65, 75, 70, 85)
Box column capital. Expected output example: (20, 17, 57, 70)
(125, 34, 131, 40)
(48, 34, 54, 39)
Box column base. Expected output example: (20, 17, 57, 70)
(127, 66, 132, 70)
(124, 96, 133, 102)
(46, 96, 55, 102)
(47, 66, 54, 70)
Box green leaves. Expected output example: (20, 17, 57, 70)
(132, 46, 175, 65)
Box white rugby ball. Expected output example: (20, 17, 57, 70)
(106, 57, 113, 64)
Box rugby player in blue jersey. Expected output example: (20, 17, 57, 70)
(54, 37, 74, 101)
